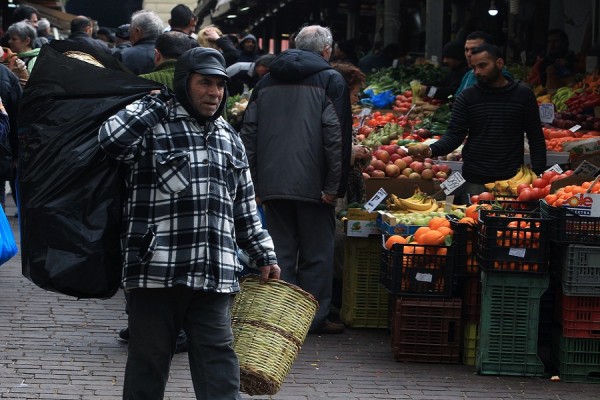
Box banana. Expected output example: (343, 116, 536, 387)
(399, 196, 434, 211)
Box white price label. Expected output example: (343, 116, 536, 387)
(364, 188, 388, 213)
(570, 124, 582, 132)
(440, 172, 466, 195)
(427, 86, 438, 98)
(545, 164, 563, 174)
(415, 272, 433, 283)
(539, 104, 555, 124)
(359, 107, 372, 117)
(509, 248, 527, 258)
(574, 160, 600, 177)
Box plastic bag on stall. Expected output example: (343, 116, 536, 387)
(0, 205, 17, 265)
(18, 41, 161, 299)
(368, 89, 396, 109)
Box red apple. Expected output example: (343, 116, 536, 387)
(432, 164, 440, 173)
(401, 156, 413, 165)
(423, 162, 432, 170)
(402, 168, 413, 177)
(436, 171, 448, 179)
(385, 164, 401, 178)
(396, 147, 408, 157)
(390, 153, 401, 163)
(362, 172, 370, 179)
(371, 170, 386, 178)
(371, 159, 386, 171)
(421, 169, 434, 179)
(437, 164, 450, 173)
(374, 149, 391, 164)
(410, 161, 425, 174)
(394, 159, 407, 170)
(409, 172, 421, 179)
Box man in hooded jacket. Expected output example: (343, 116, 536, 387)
(99, 47, 280, 399)
(240, 25, 352, 334)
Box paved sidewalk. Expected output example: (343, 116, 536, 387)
(0, 199, 598, 399)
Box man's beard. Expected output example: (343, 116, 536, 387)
(476, 67, 501, 85)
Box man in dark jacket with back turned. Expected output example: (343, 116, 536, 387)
(116, 10, 163, 75)
(66, 16, 112, 55)
(241, 25, 352, 334)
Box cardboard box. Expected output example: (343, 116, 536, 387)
(548, 175, 600, 217)
(365, 178, 437, 199)
(344, 208, 380, 237)
(562, 138, 600, 169)
(376, 211, 421, 236)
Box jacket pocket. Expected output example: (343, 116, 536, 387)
(224, 154, 248, 199)
(137, 224, 158, 264)
(155, 150, 190, 193)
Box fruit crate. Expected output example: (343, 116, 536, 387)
(391, 297, 462, 363)
(380, 236, 454, 297)
(476, 271, 549, 377)
(552, 328, 600, 383)
(477, 199, 541, 212)
(463, 322, 479, 366)
(449, 218, 478, 276)
(561, 244, 600, 296)
(540, 199, 600, 244)
(555, 289, 600, 339)
(477, 209, 549, 273)
(340, 236, 389, 328)
(459, 276, 481, 323)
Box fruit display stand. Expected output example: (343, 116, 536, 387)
(340, 235, 389, 328)
(476, 271, 549, 377)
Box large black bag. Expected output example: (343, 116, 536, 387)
(19, 42, 161, 298)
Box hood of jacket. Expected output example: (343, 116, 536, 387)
(173, 47, 229, 125)
(268, 49, 332, 82)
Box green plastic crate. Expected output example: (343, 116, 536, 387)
(340, 236, 389, 328)
(476, 271, 549, 376)
(463, 322, 478, 366)
(553, 328, 600, 383)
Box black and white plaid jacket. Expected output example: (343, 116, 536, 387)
(98, 94, 276, 292)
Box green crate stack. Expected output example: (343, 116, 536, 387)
(552, 327, 600, 383)
(340, 236, 389, 328)
(476, 271, 549, 376)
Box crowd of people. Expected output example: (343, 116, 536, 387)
(0, 3, 591, 399)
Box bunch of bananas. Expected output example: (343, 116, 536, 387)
(483, 165, 536, 196)
(552, 87, 575, 112)
(386, 189, 438, 213)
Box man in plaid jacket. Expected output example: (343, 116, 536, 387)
(99, 47, 280, 400)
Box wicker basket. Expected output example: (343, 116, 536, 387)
(231, 276, 319, 396)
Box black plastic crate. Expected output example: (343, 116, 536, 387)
(541, 200, 600, 244)
(478, 199, 541, 212)
(477, 209, 549, 273)
(380, 236, 454, 297)
(449, 218, 478, 276)
(392, 297, 462, 363)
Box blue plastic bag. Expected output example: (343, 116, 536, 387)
(371, 90, 396, 109)
(0, 206, 17, 265)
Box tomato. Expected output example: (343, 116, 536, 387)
(532, 178, 548, 189)
(531, 187, 542, 199)
(517, 183, 531, 195)
(518, 188, 535, 202)
(478, 192, 494, 202)
(564, 170, 574, 176)
(470, 195, 479, 204)
(542, 171, 558, 183)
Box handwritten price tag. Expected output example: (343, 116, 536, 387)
(539, 104, 555, 124)
(440, 172, 466, 195)
(574, 160, 600, 177)
(545, 164, 563, 174)
(364, 188, 388, 213)
(509, 248, 527, 258)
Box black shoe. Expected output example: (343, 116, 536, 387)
(118, 327, 129, 342)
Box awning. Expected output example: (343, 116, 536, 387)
(20, 1, 78, 32)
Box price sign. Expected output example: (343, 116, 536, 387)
(570, 124, 582, 132)
(440, 172, 466, 195)
(364, 188, 388, 212)
(415, 272, 433, 283)
(574, 160, 600, 177)
(545, 164, 563, 174)
(358, 107, 372, 117)
(539, 103, 555, 124)
(509, 248, 526, 258)
(427, 86, 438, 98)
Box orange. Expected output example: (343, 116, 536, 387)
(385, 235, 407, 249)
(458, 217, 476, 225)
(413, 227, 431, 243)
(428, 217, 450, 230)
(421, 230, 445, 246)
(436, 226, 453, 237)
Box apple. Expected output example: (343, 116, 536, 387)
(409, 172, 421, 179)
(436, 171, 448, 179)
(371, 170, 386, 178)
(396, 147, 408, 157)
(394, 159, 407, 170)
(423, 162, 432, 170)
(397, 174, 408, 179)
(362, 172, 370, 179)
(402, 168, 413, 177)
(390, 153, 401, 163)
(401, 156, 413, 165)
(410, 161, 424, 174)
(371, 159, 387, 171)
(374, 149, 390, 164)
(385, 164, 401, 178)
(421, 169, 434, 180)
(432, 164, 440, 173)
(437, 164, 450, 173)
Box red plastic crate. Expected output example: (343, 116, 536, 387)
(391, 297, 462, 363)
(555, 290, 600, 339)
